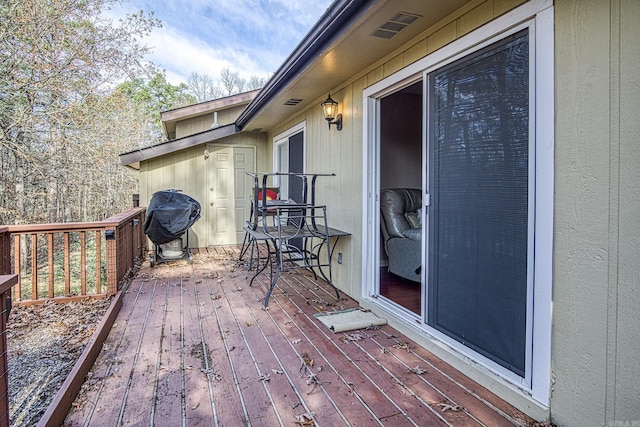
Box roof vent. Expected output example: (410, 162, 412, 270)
(371, 12, 421, 39)
(284, 98, 303, 106)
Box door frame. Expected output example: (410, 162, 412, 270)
(361, 0, 554, 405)
(206, 143, 256, 245)
(273, 121, 306, 195)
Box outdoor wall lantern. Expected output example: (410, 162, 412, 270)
(321, 93, 342, 131)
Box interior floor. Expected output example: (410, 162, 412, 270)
(379, 268, 420, 315)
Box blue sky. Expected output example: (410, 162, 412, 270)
(108, 0, 334, 85)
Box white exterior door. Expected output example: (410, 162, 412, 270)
(207, 145, 255, 245)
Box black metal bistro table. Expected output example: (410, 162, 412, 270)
(240, 172, 350, 307)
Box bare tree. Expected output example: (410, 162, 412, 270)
(220, 68, 245, 96)
(187, 72, 223, 102)
(0, 0, 160, 224)
(247, 75, 268, 91)
(186, 69, 268, 101)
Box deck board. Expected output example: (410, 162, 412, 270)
(64, 246, 536, 427)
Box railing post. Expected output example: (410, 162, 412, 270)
(105, 226, 117, 296)
(0, 229, 13, 427)
(0, 228, 9, 276)
(0, 274, 17, 427)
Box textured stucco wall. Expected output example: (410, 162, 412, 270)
(552, 0, 640, 425)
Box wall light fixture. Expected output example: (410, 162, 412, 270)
(321, 93, 342, 131)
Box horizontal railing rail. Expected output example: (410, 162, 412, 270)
(2, 208, 147, 304)
(0, 209, 146, 426)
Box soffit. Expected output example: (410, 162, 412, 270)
(243, 0, 471, 132)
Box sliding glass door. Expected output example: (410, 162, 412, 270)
(364, 4, 554, 400)
(425, 30, 531, 376)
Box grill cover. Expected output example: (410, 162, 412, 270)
(144, 190, 201, 245)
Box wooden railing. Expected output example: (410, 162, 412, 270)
(2, 208, 146, 303)
(0, 210, 146, 425)
(0, 275, 17, 427)
(0, 227, 10, 276)
(0, 229, 13, 427)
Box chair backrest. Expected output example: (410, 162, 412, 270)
(257, 188, 279, 202)
(380, 188, 422, 240)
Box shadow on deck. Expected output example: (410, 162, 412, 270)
(64, 246, 535, 426)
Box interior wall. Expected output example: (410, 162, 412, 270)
(380, 92, 422, 190)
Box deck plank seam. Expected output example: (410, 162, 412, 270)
(233, 269, 346, 427)
(117, 277, 157, 426)
(251, 274, 410, 426)
(244, 283, 366, 426)
(179, 276, 187, 426)
(267, 276, 425, 427)
(375, 329, 524, 426)
(192, 274, 219, 426)
(149, 279, 170, 425)
(204, 272, 252, 424)
(215, 266, 287, 427)
(81, 278, 149, 426)
(367, 333, 489, 426)
(347, 336, 458, 427)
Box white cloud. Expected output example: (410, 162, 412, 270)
(108, 0, 333, 85)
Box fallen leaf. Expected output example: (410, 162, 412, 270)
(407, 366, 426, 375)
(259, 373, 271, 382)
(393, 342, 410, 352)
(294, 412, 315, 425)
(300, 352, 314, 367)
(437, 403, 463, 412)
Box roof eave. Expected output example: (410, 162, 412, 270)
(119, 123, 240, 167)
(236, 0, 376, 129)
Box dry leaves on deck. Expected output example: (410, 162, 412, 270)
(294, 412, 315, 425)
(407, 366, 426, 375)
(7, 297, 113, 426)
(393, 341, 411, 352)
(437, 403, 464, 412)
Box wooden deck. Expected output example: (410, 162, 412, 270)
(64, 246, 535, 427)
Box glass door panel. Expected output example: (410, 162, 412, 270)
(426, 30, 530, 376)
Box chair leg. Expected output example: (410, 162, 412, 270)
(239, 231, 251, 261)
(263, 240, 282, 307)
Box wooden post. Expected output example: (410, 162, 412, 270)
(0, 274, 18, 427)
(31, 233, 37, 299)
(48, 233, 54, 298)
